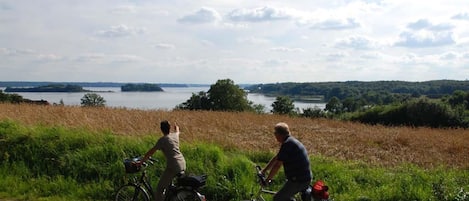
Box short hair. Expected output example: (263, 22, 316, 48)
(274, 122, 290, 136)
(160, 120, 171, 134)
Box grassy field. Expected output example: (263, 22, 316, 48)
(1, 103, 468, 169)
(1, 103, 469, 200)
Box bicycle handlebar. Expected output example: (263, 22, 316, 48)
(130, 156, 158, 167)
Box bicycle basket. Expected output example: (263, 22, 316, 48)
(123, 158, 141, 174)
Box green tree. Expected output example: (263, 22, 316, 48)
(177, 79, 254, 112)
(342, 97, 359, 112)
(176, 91, 210, 110)
(208, 79, 252, 111)
(251, 104, 266, 114)
(80, 93, 106, 107)
(325, 96, 343, 114)
(271, 96, 296, 115)
(0, 90, 24, 103)
(447, 90, 469, 109)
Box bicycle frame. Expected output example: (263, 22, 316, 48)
(249, 185, 277, 201)
(118, 157, 206, 201)
(137, 169, 154, 197)
(247, 165, 308, 201)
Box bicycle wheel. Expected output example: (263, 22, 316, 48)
(115, 184, 150, 201)
(166, 189, 203, 201)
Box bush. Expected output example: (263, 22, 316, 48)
(350, 98, 469, 128)
(302, 107, 327, 118)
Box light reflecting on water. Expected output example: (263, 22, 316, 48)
(2, 87, 325, 111)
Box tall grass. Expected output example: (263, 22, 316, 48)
(1, 104, 469, 200)
(1, 119, 469, 200)
(1, 103, 468, 169)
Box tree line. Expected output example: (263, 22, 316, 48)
(247, 80, 469, 103)
(177, 79, 469, 128)
(5, 84, 90, 93)
(121, 83, 163, 92)
(4, 79, 469, 128)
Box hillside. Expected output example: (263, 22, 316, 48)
(1, 103, 467, 169)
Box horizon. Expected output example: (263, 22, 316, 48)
(1, 1, 469, 83)
(2, 79, 469, 87)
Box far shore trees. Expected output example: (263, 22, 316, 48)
(121, 83, 163, 92)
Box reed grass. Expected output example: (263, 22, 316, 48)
(1, 103, 468, 169)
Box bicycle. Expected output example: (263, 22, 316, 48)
(115, 157, 207, 201)
(244, 165, 329, 201)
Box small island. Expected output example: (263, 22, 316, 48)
(5, 84, 91, 93)
(121, 83, 164, 92)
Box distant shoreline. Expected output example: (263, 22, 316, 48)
(0, 81, 211, 88)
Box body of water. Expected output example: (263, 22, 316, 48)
(2, 87, 325, 112)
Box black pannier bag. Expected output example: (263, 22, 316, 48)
(177, 175, 207, 188)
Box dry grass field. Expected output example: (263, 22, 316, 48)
(1, 103, 468, 169)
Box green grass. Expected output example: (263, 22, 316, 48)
(0, 119, 468, 201)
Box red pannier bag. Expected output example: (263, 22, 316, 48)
(312, 180, 329, 200)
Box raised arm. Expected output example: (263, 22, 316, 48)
(173, 122, 179, 134)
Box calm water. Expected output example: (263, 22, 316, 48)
(2, 87, 325, 112)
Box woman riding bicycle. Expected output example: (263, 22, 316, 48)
(261, 122, 312, 201)
(136, 120, 186, 201)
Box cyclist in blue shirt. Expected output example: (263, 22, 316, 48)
(261, 122, 312, 201)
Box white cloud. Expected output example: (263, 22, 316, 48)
(452, 12, 469, 20)
(440, 52, 459, 60)
(95, 24, 146, 38)
(111, 55, 144, 63)
(360, 52, 385, 60)
(334, 36, 381, 50)
(36, 54, 62, 62)
(237, 37, 270, 45)
(407, 19, 454, 31)
(264, 59, 289, 67)
(75, 54, 143, 63)
(0, 48, 35, 56)
(177, 7, 221, 24)
(324, 52, 349, 61)
(75, 54, 106, 63)
(463, 52, 469, 59)
(407, 19, 432, 30)
(270, 47, 305, 52)
(227, 6, 295, 22)
(310, 18, 360, 30)
(154, 43, 176, 50)
(110, 5, 136, 15)
(395, 31, 456, 48)
(2, 1, 469, 83)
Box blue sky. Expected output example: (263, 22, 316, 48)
(1, 0, 469, 84)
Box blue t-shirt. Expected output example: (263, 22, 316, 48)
(277, 135, 312, 182)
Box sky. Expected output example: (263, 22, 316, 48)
(1, 0, 469, 84)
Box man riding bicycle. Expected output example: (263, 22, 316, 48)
(261, 122, 312, 201)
